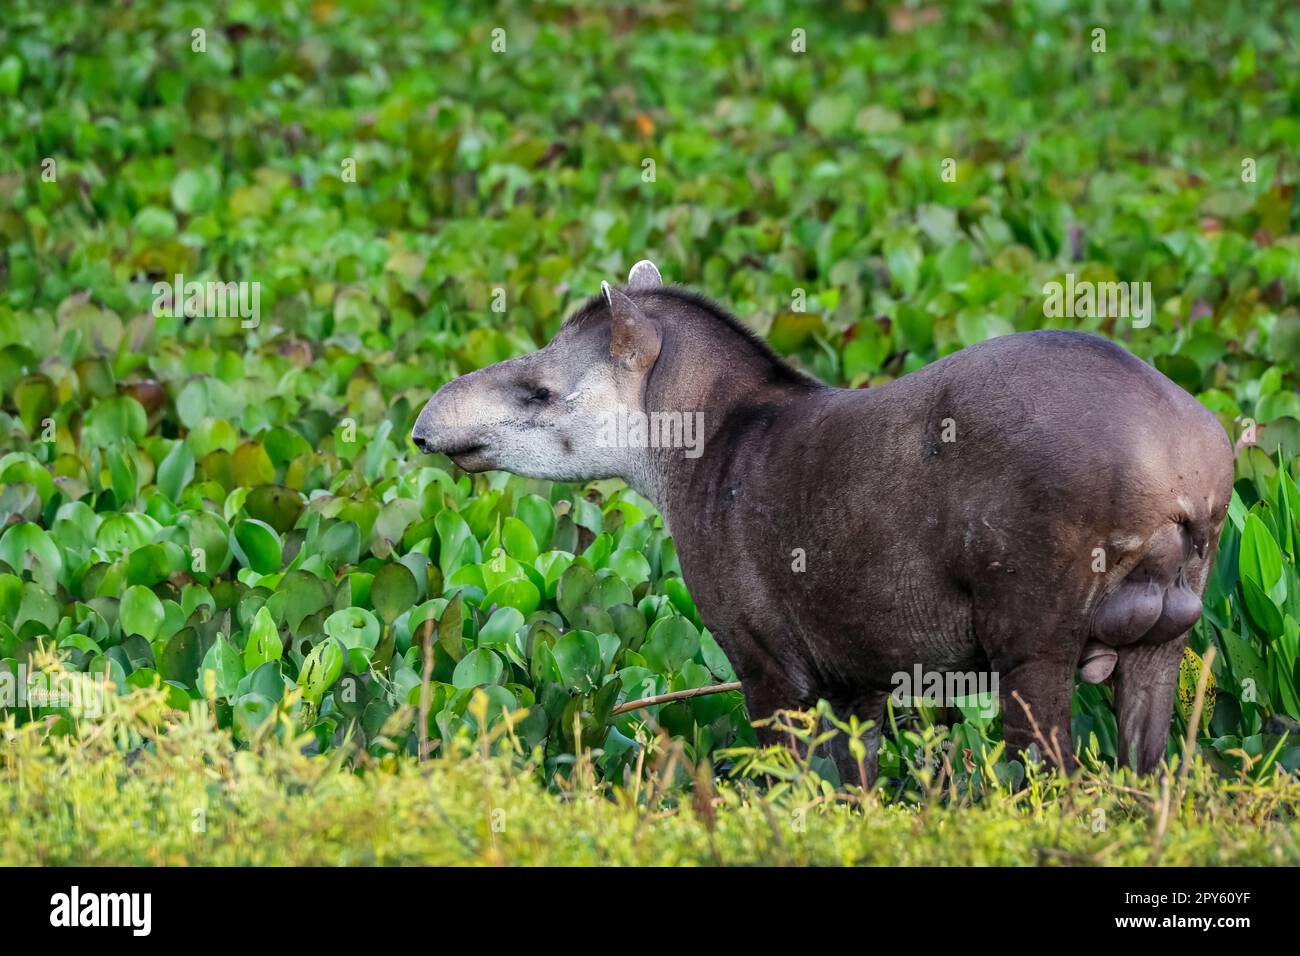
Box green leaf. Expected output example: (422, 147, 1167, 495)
(435, 509, 478, 578)
(557, 564, 596, 624)
(232, 442, 276, 486)
(248, 661, 286, 702)
(0, 524, 63, 591)
(82, 395, 148, 447)
(607, 548, 651, 587)
(438, 591, 465, 662)
(264, 570, 330, 631)
(552, 629, 603, 693)
(243, 485, 306, 534)
(452, 647, 504, 688)
(132, 205, 178, 238)
(157, 441, 196, 501)
(233, 693, 276, 740)
(477, 607, 525, 651)
(324, 606, 381, 651)
(199, 635, 244, 700)
(700, 630, 736, 681)
(483, 578, 541, 616)
(125, 542, 184, 586)
(299, 638, 345, 704)
(172, 166, 219, 214)
(230, 518, 283, 574)
(663, 577, 700, 627)
(159, 628, 202, 687)
(121, 585, 165, 641)
(1240, 512, 1285, 603)
(244, 606, 283, 671)
(516, 495, 556, 550)
(0, 54, 23, 95)
(807, 93, 854, 135)
(642, 615, 700, 673)
(370, 563, 418, 625)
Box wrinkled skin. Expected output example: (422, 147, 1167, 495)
(414, 263, 1235, 786)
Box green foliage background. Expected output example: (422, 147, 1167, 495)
(1, 0, 1299, 861)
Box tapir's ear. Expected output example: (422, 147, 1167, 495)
(602, 280, 661, 373)
(627, 259, 663, 290)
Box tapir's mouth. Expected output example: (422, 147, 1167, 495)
(446, 443, 489, 471)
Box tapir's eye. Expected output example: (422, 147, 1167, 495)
(526, 386, 551, 404)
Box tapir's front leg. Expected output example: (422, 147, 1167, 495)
(736, 675, 806, 751)
(723, 637, 813, 751)
(728, 637, 887, 788)
(823, 691, 888, 789)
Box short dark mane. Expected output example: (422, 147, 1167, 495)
(563, 285, 817, 385)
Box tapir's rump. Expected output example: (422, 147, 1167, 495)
(906, 330, 1231, 659)
(413, 269, 1236, 782)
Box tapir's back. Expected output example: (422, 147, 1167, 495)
(893, 330, 1223, 546)
(906, 329, 1232, 532)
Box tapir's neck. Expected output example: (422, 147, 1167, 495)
(625, 332, 821, 526)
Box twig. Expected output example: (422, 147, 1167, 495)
(417, 617, 435, 761)
(1011, 689, 1068, 771)
(1149, 645, 1216, 864)
(1177, 645, 1217, 792)
(611, 681, 742, 715)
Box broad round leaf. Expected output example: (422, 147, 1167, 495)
(299, 638, 345, 703)
(452, 647, 505, 689)
(371, 563, 418, 624)
(121, 585, 165, 641)
(552, 629, 603, 693)
(324, 606, 382, 651)
(230, 518, 283, 574)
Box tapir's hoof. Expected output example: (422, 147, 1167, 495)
(1079, 642, 1118, 683)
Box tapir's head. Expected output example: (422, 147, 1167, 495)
(411, 260, 666, 482)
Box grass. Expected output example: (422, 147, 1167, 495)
(3, 673, 1297, 866)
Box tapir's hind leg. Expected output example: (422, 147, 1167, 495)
(1098, 518, 1220, 774)
(1113, 636, 1188, 773)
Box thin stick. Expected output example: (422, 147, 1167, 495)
(1149, 645, 1216, 864)
(611, 681, 742, 715)
(1011, 689, 1068, 771)
(1177, 645, 1216, 789)
(417, 617, 435, 761)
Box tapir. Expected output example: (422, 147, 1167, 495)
(412, 260, 1235, 784)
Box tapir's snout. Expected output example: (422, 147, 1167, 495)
(410, 404, 453, 454)
(411, 372, 495, 466)
(410, 426, 444, 456)
(410, 403, 435, 453)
